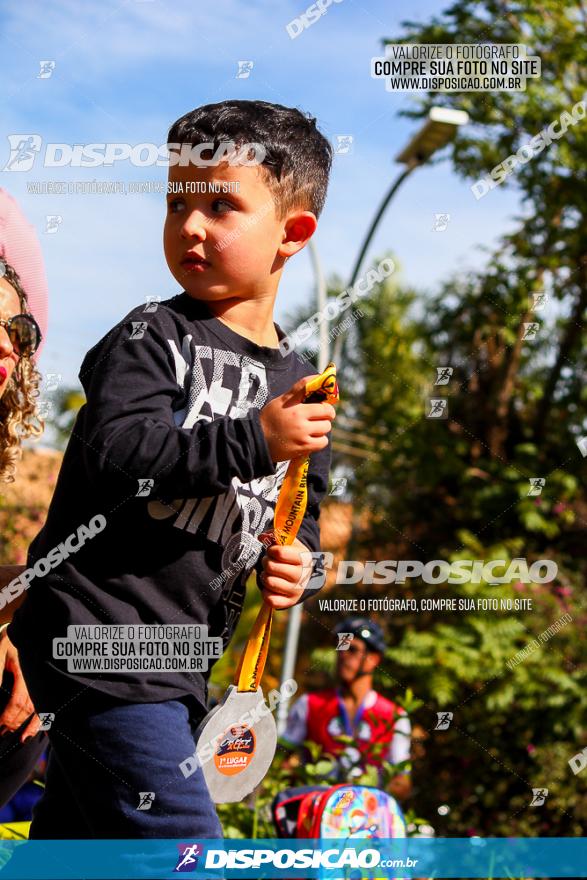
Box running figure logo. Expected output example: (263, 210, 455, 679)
(38, 713, 55, 731)
(129, 322, 149, 340)
(530, 788, 548, 806)
(527, 477, 545, 497)
(427, 399, 448, 419)
(45, 215, 62, 234)
(329, 477, 347, 496)
(236, 61, 254, 78)
(432, 212, 450, 232)
(435, 367, 453, 386)
(136, 791, 155, 811)
(174, 843, 202, 872)
(435, 712, 453, 730)
(38, 61, 56, 79)
(4, 135, 42, 171)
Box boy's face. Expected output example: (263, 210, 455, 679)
(163, 160, 309, 303)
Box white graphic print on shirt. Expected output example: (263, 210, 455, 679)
(147, 338, 290, 587)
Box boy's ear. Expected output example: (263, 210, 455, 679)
(279, 211, 317, 259)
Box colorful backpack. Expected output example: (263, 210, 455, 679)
(272, 783, 406, 839)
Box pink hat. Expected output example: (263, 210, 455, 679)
(0, 188, 49, 357)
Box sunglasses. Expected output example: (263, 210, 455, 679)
(0, 313, 42, 357)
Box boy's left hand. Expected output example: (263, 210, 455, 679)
(259, 537, 314, 610)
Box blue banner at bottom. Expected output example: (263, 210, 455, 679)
(0, 837, 586, 878)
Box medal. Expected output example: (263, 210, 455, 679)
(195, 363, 340, 803)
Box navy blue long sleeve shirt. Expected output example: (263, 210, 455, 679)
(8, 293, 331, 712)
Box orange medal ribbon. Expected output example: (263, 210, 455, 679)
(235, 362, 339, 693)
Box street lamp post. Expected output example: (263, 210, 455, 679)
(308, 238, 330, 374)
(276, 107, 468, 736)
(332, 106, 469, 364)
(275, 240, 329, 739)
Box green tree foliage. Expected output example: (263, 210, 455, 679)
(308, 257, 587, 836)
(45, 387, 85, 450)
(299, 0, 587, 835)
(384, 0, 587, 459)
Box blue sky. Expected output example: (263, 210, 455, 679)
(0, 0, 521, 387)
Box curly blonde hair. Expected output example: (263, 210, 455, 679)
(0, 261, 44, 482)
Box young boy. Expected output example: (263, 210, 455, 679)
(7, 100, 336, 839)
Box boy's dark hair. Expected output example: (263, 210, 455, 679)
(167, 100, 333, 219)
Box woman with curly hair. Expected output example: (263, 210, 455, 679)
(0, 189, 48, 815)
(0, 259, 44, 482)
(0, 261, 46, 812)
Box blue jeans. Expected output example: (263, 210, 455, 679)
(24, 681, 222, 840)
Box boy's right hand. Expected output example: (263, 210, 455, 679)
(259, 376, 336, 462)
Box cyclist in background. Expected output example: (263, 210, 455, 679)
(283, 617, 412, 801)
